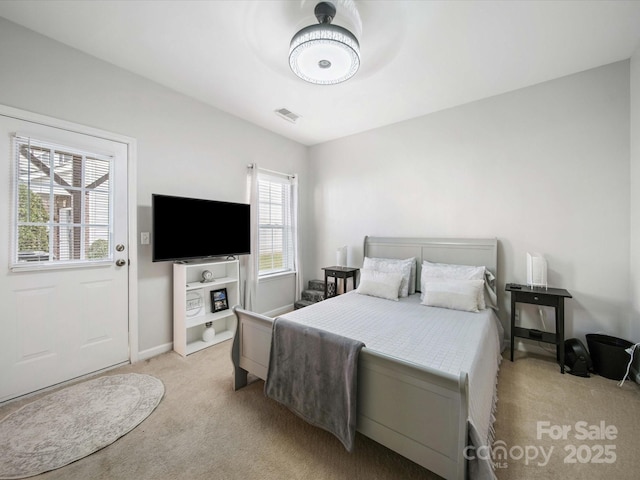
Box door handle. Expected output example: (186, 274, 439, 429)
(115, 259, 127, 267)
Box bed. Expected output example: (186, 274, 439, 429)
(231, 236, 504, 480)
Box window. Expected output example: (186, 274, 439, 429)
(12, 136, 113, 268)
(258, 172, 295, 277)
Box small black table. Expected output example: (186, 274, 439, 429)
(322, 266, 359, 299)
(506, 283, 572, 373)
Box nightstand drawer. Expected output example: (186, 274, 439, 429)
(514, 291, 560, 307)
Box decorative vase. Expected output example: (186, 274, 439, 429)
(202, 322, 215, 342)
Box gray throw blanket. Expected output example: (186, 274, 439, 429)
(264, 317, 365, 452)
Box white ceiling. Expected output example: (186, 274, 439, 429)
(1, 0, 640, 146)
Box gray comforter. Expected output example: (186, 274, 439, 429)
(264, 317, 365, 452)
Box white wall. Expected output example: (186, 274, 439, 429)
(0, 18, 308, 355)
(631, 46, 640, 343)
(308, 61, 631, 344)
(0, 15, 635, 357)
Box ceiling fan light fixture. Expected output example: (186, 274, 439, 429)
(289, 2, 360, 85)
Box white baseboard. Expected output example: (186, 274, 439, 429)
(509, 339, 640, 383)
(135, 309, 296, 363)
(135, 307, 294, 363)
(137, 342, 173, 361)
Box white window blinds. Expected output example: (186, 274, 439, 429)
(258, 172, 295, 276)
(12, 135, 113, 267)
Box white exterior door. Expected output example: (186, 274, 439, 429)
(0, 110, 131, 402)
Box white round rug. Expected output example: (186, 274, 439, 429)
(0, 373, 164, 479)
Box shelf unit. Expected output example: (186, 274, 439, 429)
(173, 258, 239, 356)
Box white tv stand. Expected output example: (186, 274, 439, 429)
(173, 258, 239, 356)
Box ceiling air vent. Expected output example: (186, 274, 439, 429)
(275, 108, 301, 123)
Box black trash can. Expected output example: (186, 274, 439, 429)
(586, 334, 633, 380)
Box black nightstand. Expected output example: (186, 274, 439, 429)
(506, 283, 572, 373)
(322, 266, 359, 299)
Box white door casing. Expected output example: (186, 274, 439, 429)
(0, 106, 137, 402)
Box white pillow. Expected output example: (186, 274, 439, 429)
(421, 279, 484, 312)
(356, 268, 403, 301)
(362, 257, 415, 297)
(421, 260, 486, 309)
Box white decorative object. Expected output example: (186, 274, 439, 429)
(336, 245, 347, 267)
(185, 290, 204, 318)
(202, 322, 216, 343)
(526, 252, 548, 288)
(201, 270, 213, 283)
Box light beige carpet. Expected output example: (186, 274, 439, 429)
(1, 342, 638, 479)
(494, 350, 640, 479)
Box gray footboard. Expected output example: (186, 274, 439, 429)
(231, 306, 468, 480)
(231, 306, 274, 390)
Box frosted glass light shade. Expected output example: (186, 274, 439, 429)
(289, 24, 360, 85)
(526, 252, 548, 288)
(336, 245, 347, 266)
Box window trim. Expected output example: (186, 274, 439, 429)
(258, 270, 297, 283)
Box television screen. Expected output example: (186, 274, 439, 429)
(152, 194, 251, 262)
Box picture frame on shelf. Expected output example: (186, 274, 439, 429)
(210, 288, 229, 313)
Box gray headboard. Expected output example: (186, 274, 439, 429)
(363, 236, 498, 291)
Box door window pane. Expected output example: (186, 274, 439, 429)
(13, 136, 113, 267)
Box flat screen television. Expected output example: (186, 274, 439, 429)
(152, 194, 251, 262)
